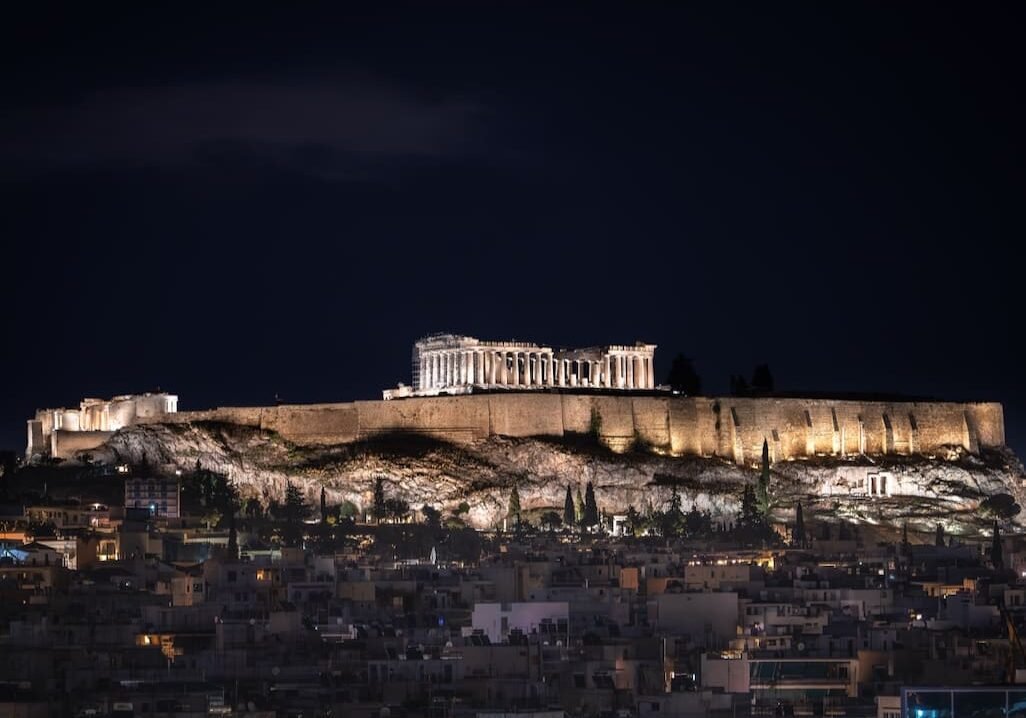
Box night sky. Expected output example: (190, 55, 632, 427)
(2, 4, 1023, 456)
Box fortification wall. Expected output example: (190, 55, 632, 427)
(52, 430, 114, 459)
(356, 396, 490, 442)
(121, 394, 1005, 464)
(136, 407, 263, 428)
(487, 394, 563, 439)
(261, 404, 359, 444)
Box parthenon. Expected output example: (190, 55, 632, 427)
(384, 334, 658, 398)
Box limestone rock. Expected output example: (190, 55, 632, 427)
(82, 421, 1026, 534)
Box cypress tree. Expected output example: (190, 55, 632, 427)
(508, 484, 521, 520)
(320, 486, 328, 524)
(756, 439, 771, 516)
(793, 502, 805, 548)
(992, 520, 1004, 570)
(227, 508, 238, 560)
(935, 524, 945, 547)
(584, 482, 599, 527)
(564, 485, 575, 528)
(665, 354, 701, 395)
(373, 477, 386, 524)
(283, 481, 307, 548)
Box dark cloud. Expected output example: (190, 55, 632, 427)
(0, 78, 491, 179)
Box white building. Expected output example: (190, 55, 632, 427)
(470, 601, 570, 643)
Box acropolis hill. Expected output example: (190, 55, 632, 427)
(25, 335, 1024, 533)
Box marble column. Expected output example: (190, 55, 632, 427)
(534, 353, 543, 386)
(628, 355, 636, 388)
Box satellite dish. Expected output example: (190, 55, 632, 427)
(381, 708, 391, 718)
(797, 642, 806, 652)
(271, 666, 280, 676)
(247, 703, 255, 712)
(445, 640, 453, 648)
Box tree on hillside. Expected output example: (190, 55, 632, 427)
(540, 511, 562, 532)
(656, 486, 684, 538)
(384, 497, 410, 523)
(244, 497, 263, 519)
(793, 502, 806, 549)
(283, 481, 308, 548)
(992, 520, 1004, 570)
(508, 484, 521, 521)
(666, 354, 701, 395)
(583, 482, 599, 527)
(738, 484, 761, 529)
(564, 485, 575, 528)
(422, 504, 442, 529)
(684, 504, 711, 537)
(935, 524, 945, 547)
(320, 487, 328, 524)
(227, 507, 238, 559)
(626, 505, 642, 535)
(757, 440, 772, 517)
(373, 477, 386, 524)
(751, 364, 774, 394)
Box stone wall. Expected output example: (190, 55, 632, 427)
(52, 430, 115, 458)
(129, 394, 1005, 465)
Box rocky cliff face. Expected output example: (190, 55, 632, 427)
(82, 421, 1026, 535)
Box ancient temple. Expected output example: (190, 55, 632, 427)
(384, 334, 657, 398)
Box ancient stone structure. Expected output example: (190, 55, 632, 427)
(119, 394, 1005, 466)
(383, 334, 657, 399)
(26, 343, 1007, 468)
(26, 393, 178, 460)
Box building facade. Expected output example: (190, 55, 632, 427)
(125, 477, 182, 519)
(385, 333, 657, 398)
